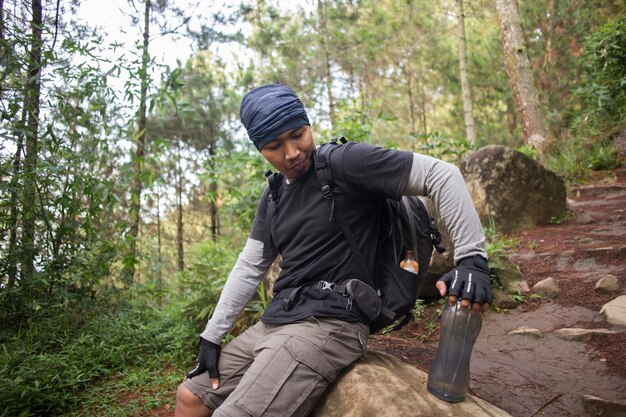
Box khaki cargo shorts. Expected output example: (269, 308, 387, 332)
(183, 317, 369, 417)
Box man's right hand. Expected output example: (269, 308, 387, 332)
(187, 337, 221, 389)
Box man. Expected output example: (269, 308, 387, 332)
(175, 84, 492, 417)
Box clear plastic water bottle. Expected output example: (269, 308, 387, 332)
(399, 249, 419, 274)
(427, 301, 482, 403)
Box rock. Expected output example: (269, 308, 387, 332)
(490, 257, 530, 293)
(618, 246, 626, 261)
(595, 275, 621, 293)
(460, 145, 567, 233)
(575, 212, 594, 225)
(310, 350, 513, 417)
(533, 277, 560, 298)
(573, 257, 598, 271)
(600, 295, 626, 327)
(577, 237, 595, 244)
(554, 328, 618, 341)
(583, 394, 626, 417)
(514, 252, 537, 261)
(492, 289, 520, 310)
(584, 246, 615, 256)
(555, 256, 571, 271)
(507, 326, 543, 337)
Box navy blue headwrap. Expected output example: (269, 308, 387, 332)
(240, 84, 310, 151)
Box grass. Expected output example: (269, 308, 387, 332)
(546, 138, 621, 184)
(0, 290, 197, 417)
(484, 217, 520, 262)
(62, 365, 183, 417)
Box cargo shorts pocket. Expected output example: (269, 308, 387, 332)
(233, 336, 337, 417)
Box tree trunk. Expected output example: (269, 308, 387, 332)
(456, 0, 476, 145)
(156, 181, 162, 284)
(418, 68, 428, 133)
(494, 0, 548, 160)
(317, 0, 336, 129)
(208, 142, 219, 241)
(209, 181, 219, 241)
(176, 141, 184, 272)
(125, 0, 151, 283)
(506, 95, 516, 135)
(402, 61, 416, 134)
(0, 0, 4, 40)
(6, 105, 26, 287)
(21, 0, 43, 280)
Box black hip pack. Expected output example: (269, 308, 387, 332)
(265, 138, 445, 333)
(281, 279, 381, 322)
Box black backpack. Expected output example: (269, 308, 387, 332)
(265, 137, 445, 333)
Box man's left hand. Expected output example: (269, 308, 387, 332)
(436, 255, 492, 312)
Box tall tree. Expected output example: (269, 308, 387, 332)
(125, 0, 151, 283)
(21, 0, 43, 280)
(175, 140, 184, 271)
(317, 0, 336, 129)
(494, 0, 548, 159)
(456, 0, 476, 145)
(518, 0, 625, 138)
(0, 0, 4, 42)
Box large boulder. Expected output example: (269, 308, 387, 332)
(460, 145, 567, 233)
(310, 350, 513, 417)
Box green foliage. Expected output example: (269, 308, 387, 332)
(332, 99, 374, 143)
(411, 131, 473, 164)
(546, 136, 620, 182)
(516, 144, 539, 160)
(0, 10, 128, 325)
(178, 237, 239, 329)
(214, 148, 268, 238)
(0, 296, 195, 416)
(235, 280, 271, 335)
(483, 217, 519, 261)
(571, 18, 626, 139)
(62, 365, 182, 417)
(586, 143, 621, 171)
(506, 289, 541, 304)
(483, 217, 519, 290)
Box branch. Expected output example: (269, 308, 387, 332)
(51, 0, 60, 51)
(150, 2, 199, 42)
(530, 394, 562, 417)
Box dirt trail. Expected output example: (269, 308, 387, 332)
(370, 135, 626, 417)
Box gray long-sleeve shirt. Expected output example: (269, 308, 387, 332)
(201, 152, 486, 344)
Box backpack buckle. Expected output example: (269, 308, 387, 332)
(321, 185, 332, 200)
(318, 280, 335, 291)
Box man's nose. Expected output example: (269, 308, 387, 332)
(285, 142, 299, 160)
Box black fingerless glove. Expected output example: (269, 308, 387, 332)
(438, 255, 493, 305)
(187, 337, 221, 379)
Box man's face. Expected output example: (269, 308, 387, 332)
(260, 125, 315, 180)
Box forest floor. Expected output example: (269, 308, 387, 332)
(370, 132, 626, 417)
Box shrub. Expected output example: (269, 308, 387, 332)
(0, 298, 195, 416)
(178, 237, 239, 332)
(571, 18, 626, 139)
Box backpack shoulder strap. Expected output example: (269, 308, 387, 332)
(313, 137, 345, 215)
(313, 137, 373, 283)
(416, 197, 446, 254)
(263, 169, 284, 258)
